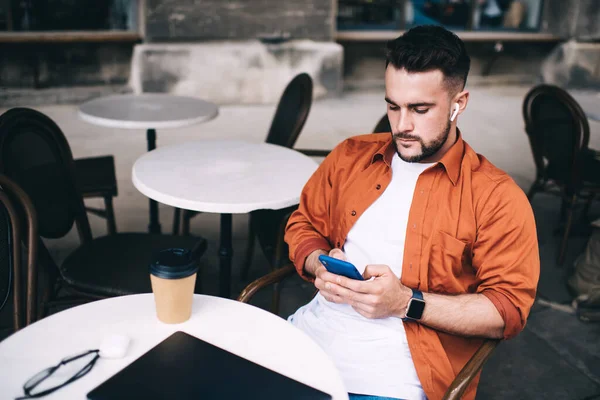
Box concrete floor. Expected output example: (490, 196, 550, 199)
(1, 86, 600, 399)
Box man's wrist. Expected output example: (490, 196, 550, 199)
(303, 249, 328, 278)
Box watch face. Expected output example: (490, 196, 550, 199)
(406, 298, 426, 320)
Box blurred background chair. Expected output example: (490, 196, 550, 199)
(523, 84, 600, 265)
(0, 108, 207, 321)
(0, 108, 118, 235)
(237, 262, 499, 400)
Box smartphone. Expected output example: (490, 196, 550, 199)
(318, 254, 364, 280)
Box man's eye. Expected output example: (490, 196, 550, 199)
(415, 108, 429, 114)
(388, 105, 399, 111)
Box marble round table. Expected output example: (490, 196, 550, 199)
(132, 140, 318, 298)
(79, 94, 219, 234)
(0, 294, 347, 400)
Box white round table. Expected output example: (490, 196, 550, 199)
(0, 294, 347, 400)
(79, 94, 219, 234)
(132, 140, 319, 298)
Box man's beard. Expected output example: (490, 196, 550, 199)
(392, 119, 451, 163)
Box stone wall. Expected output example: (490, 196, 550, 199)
(145, 0, 335, 42)
(0, 43, 133, 89)
(129, 40, 343, 104)
(540, 0, 600, 88)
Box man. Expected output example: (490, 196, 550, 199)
(285, 25, 539, 400)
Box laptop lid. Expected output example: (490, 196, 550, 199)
(87, 331, 333, 400)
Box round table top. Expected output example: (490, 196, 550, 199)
(0, 294, 347, 400)
(78, 94, 219, 129)
(132, 140, 319, 213)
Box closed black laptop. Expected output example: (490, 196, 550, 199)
(87, 331, 332, 400)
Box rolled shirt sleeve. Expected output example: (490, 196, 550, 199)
(473, 178, 540, 339)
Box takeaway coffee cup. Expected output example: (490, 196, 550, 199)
(149, 248, 199, 324)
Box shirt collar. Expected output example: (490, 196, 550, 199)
(371, 130, 465, 186)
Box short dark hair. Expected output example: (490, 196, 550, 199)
(385, 25, 471, 92)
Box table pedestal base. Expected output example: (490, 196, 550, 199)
(147, 128, 162, 234)
(219, 213, 233, 298)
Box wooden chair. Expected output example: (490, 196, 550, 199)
(0, 175, 38, 330)
(523, 84, 600, 264)
(0, 108, 118, 235)
(0, 108, 207, 320)
(238, 263, 499, 400)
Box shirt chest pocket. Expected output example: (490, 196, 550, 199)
(428, 230, 471, 293)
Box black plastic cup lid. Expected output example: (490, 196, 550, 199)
(149, 248, 198, 280)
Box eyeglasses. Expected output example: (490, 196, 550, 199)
(17, 349, 100, 399)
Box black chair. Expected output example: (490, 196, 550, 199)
(0, 108, 118, 235)
(75, 155, 118, 235)
(372, 114, 391, 133)
(0, 108, 207, 319)
(523, 84, 600, 264)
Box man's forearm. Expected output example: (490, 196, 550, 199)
(418, 292, 505, 339)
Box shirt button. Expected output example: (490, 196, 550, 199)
(376, 184, 381, 190)
(351, 210, 357, 216)
(413, 223, 417, 229)
(420, 190, 424, 195)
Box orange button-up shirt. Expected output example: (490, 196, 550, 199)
(285, 132, 539, 400)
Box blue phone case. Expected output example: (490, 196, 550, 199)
(318, 255, 364, 280)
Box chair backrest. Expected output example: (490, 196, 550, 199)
(0, 175, 39, 328)
(522, 85, 590, 191)
(372, 114, 391, 133)
(265, 73, 313, 148)
(0, 108, 93, 243)
(0, 188, 22, 332)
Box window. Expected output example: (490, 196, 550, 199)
(0, 0, 138, 32)
(337, 0, 545, 32)
(472, 0, 543, 31)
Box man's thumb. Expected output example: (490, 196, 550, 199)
(329, 248, 347, 261)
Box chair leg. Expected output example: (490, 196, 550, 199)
(172, 208, 181, 235)
(241, 217, 256, 281)
(103, 196, 117, 235)
(558, 195, 576, 265)
(582, 193, 596, 221)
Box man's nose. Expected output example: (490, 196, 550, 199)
(396, 110, 414, 133)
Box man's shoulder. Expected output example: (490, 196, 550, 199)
(463, 142, 530, 213)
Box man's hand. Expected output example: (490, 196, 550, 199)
(315, 253, 413, 319)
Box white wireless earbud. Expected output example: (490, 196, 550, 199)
(450, 103, 459, 122)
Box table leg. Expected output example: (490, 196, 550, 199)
(147, 128, 161, 234)
(219, 213, 233, 298)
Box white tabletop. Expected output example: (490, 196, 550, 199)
(132, 140, 319, 213)
(0, 294, 347, 400)
(78, 94, 219, 129)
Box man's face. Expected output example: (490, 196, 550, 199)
(385, 66, 456, 163)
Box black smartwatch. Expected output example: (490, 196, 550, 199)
(402, 289, 425, 321)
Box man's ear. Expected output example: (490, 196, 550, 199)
(453, 90, 470, 119)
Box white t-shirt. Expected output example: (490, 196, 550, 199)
(289, 153, 434, 399)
